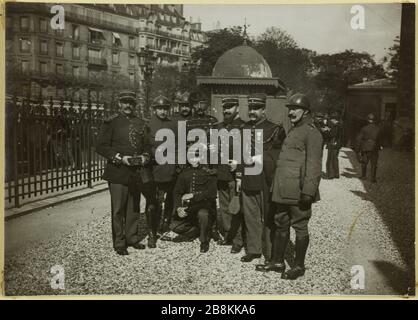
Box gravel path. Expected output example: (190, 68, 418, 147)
(4, 148, 414, 296)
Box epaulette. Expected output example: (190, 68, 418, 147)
(103, 113, 119, 123)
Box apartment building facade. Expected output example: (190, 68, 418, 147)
(6, 3, 206, 101)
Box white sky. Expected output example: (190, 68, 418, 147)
(183, 3, 401, 62)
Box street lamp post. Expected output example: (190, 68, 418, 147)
(138, 45, 157, 117)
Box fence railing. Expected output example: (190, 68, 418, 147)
(5, 96, 112, 208)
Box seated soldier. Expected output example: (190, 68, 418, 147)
(161, 144, 217, 253)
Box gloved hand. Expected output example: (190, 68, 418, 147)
(298, 194, 313, 209)
(177, 207, 188, 218)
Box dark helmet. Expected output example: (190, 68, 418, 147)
(174, 91, 190, 105)
(151, 95, 171, 108)
(330, 111, 340, 120)
(367, 113, 375, 122)
(286, 93, 311, 110)
(189, 90, 207, 105)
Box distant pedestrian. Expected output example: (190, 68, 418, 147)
(355, 113, 382, 183)
(324, 112, 343, 179)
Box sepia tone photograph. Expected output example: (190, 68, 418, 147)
(2, 1, 415, 298)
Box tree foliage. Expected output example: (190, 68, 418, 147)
(311, 50, 386, 111)
(382, 36, 400, 82)
(192, 26, 246, 76)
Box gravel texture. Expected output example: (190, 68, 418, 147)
(4, 148, 414, 296)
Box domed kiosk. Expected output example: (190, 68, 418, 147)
(197, 42, 290, 131)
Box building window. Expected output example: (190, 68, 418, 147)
(40, 62, 48, 76)
(56, 64, 64, 75)
(72, 25, 79, 40)
(72, 66, 80, 78)
(146, 37, 154, 47)
(89, 28, 105, 44)
(129, 54, 135, 66)
(72, 45, 80, 59)
(20, 37, 31, 52)
(21, 60, 30, 73)
(39, 18, 47, 32)
(55, 28, 64, 37)
(112, 33, 122, 47)
(88, 48, 101, 59)
(112, 51, 119, 65)
(129, 72, 135, 84)
(129, 36, 135, 49)
(40, 39, 48, 55)
(56, 42, 64, 57)
(20, 17, 29, 31)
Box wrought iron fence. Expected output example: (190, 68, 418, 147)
(5, 96, 112, 208)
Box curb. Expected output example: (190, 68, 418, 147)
(5, 184, 109, 221)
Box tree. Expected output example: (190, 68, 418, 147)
(382, 36, 400, 82)
(311, 50, 386, 111)
(254, 27, 316, 94)
(192, 26, 246, 76)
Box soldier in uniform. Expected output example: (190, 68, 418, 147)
(239, 93, 286, 263)
(216, 97, 246, 254)
(148, 95, 177, 234)
(355, 113, 382, 183)
(186, 91, 220, 241)
(169, 145, 218, 253)
(172, 91, 193, 174)
(96, 91, 158, 255)
(258, 93, 323, 280)
(324, 112, 343, 179)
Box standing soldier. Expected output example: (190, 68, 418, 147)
(96, 91, 158, 255)
(172, 91, 193, 174)
(216, 97, 246, 254)
(148, 95, 177, 234)
(355, 113, 382, 183)
(240, 93, 286, 263)
(260, 93, 323, 280)
(324, 112, 343, 179)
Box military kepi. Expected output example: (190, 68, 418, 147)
(248, 93, 266, 109)
(222, 97, 239, 108)
(151, 95, 171, 108)
(118, 90, 136, 103)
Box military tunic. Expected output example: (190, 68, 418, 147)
(96, 113, 155, 250)
(325, 121, 343, 179)
(239, 118, 286, 257)
(148, 114, 177, 230)
(216, 117, 246, 247)
(271, 115, 323, 238)
(355, 122, 382, 182)
(171, 166, 218, 243)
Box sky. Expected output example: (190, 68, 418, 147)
(183, 3, 401, 62)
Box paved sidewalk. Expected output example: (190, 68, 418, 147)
(4, 183, 108, 221)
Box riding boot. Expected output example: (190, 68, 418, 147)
(360, 165, 367, 179)
(146, 204, 158, 248)
(256, 229, 288, 272)
(281, 235, 309, 280)
(371, 164, 377, 183)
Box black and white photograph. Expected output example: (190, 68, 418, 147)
(2, 1, 415, 298)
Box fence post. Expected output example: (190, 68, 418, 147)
(87, 93, 92, 188)
(12, 96, 20, 207)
